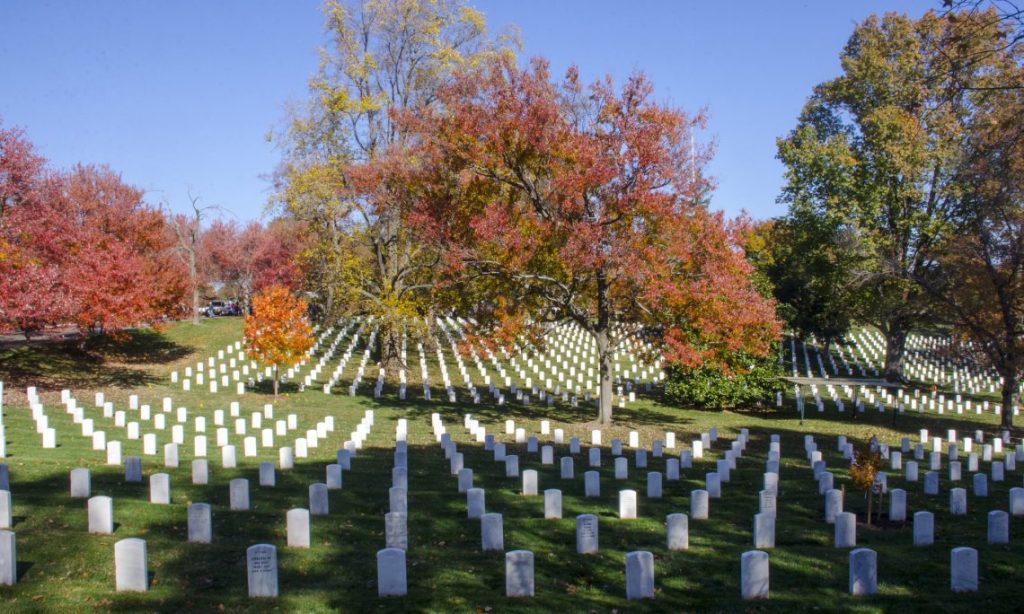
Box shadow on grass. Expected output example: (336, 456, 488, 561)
(16, 561, 33, 582)
(82, 329, 192, 366)
(0, 328, 193, 399)
(3, 421, 1020, 613)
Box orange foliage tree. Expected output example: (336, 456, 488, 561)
(407, 56, 780, 423)
(243, 285, 314, 396)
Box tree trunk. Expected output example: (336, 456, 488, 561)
(273, 365, 279, 397)
(883, 324, 908, 382)
(324, 283, 335, 321)
(382, 199, 406, 373)
(595, 268, 613, 424)
(190, 250, 200, 325)
(596, 327, 613, 424)
(380, 325, 404, 371)
(192, 285, 200, 325)
(324, 218, 339, 320)
(1000, 371, 1017, 429)
(866, 491, 873, 527)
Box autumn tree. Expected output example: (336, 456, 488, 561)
(0, 121, 45, 216)
(252, 218, 309, 294)
(776, 11, 1000, 382)
(273, 0, 514, 368)
(202, 218, 306, 312)
(849, 446, 886, 526)
(941, 1, 1023, 91)
(200, 219, 247, 302)
(0, 124, 73, 337)
(409, 57, 780, 424)
(53, 165, 188, 334)
(919, 46, 1023, 427)
(243, 285, 314, 396)
(1, 124, 186, 338)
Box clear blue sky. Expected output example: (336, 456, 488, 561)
(1, 0, 936, 222)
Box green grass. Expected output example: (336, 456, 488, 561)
(0, 318, 243, 408)
(0, 319, 1022, 612)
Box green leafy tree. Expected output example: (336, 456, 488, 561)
(777, 11, 979, 381)
(748, 212, 865, 351)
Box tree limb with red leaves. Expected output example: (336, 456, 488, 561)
(408, 57, 780, 423)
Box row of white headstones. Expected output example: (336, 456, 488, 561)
(170, 317, 1013, 422)
(0, 376, 385, 593)
(349, 414, 1011, 599)
(0, 392, 1012, 598)
(10, 383, 363, 465)
(807, 428, 1024, 533)
(304, 317, 664, 408)
(164, 315, 667, 415)
(0, 391, 778, 598)
(791, 330, 1009, 398)
(9, 342, 1020, 597)
(169, 322, 334, 395)
(404, 415, 1002, 598)
(0, 396, 379, 593)
(789, 330, 1019, 416)
(792, 380, 1020, 417)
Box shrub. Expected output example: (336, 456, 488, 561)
(665, 352, 783, 409)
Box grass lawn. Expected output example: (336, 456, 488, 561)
(0, 318, 1021, 612)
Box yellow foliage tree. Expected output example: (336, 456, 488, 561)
(848, 446, 885, 526)
(244, 285, 314, 396)
(272, 0, 517, 370)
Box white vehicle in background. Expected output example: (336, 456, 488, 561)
(204, 300, 227, 317)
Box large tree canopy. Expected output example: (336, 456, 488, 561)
(408, 56, 780, 423)
(776, 10, 1014, 381)
(921, 23, 1024, 427)
(1, 124, 187, 338)
(274, 0, 514, 367)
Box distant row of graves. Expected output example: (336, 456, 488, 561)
(171, 317, 665, 410)
(159, 318, 1019, 422)
(788, 330, 1021, 417)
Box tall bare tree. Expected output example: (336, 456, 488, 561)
(169, 191, 220, 324)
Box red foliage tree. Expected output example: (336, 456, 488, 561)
(1, 126, 187, 339)
(200, 218, 247, 303)
(52, 165, 188, 333)
(252, 218, 308, 294)
(201, 218, 308, 312)
(0, 123, 74, 337)
(0, 121, 45, 215)
(409, 57, 780, 423)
